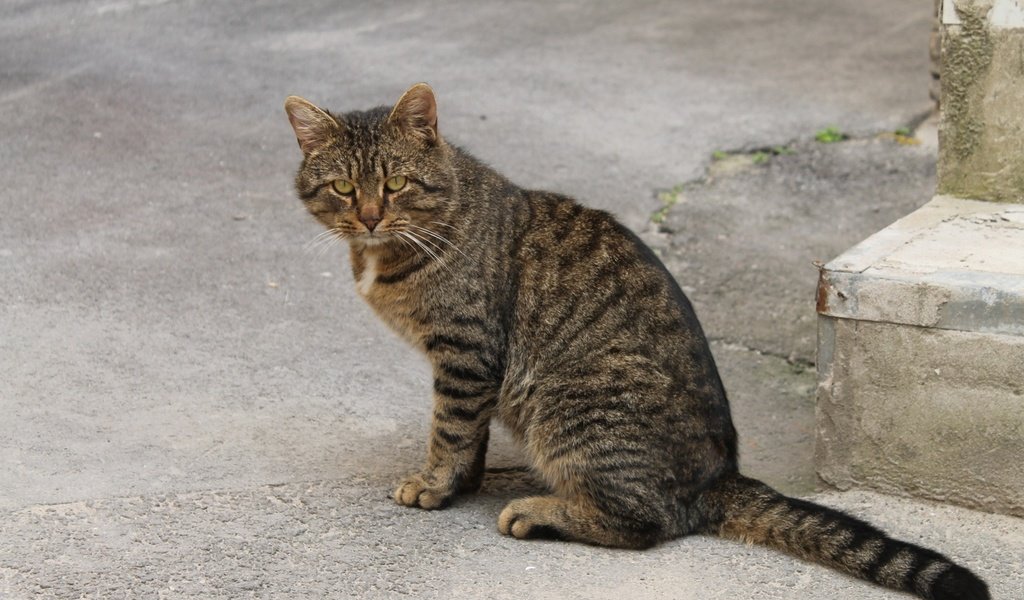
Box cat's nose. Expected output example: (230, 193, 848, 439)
(360, 215, 381, 231)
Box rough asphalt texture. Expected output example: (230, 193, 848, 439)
(2, 1, 1022, 598)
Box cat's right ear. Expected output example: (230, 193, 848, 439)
(284, 96, 340, 155)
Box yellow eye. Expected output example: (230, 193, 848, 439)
(385, 175, 407, 192)
(332, 180, 354, 195)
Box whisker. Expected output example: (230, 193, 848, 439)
(408, 229, 445, 258)
(315, 230, 348, 260)
(314, 239, 334, 260)
(429, 220, 460, 231)
(305, 234, 341, 259)
(396, 231, 415, 251)
(398, 231, 432, 262)
(393, 231, 418, 255)
(407, 224, 469, 260)
(404, 230, 441, 263)
(303, 228, 340, 253)
(307, 229, 335, 244)
(403, 230, 455, 276)
(309, 235, 339, 254)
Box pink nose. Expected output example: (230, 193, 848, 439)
(360, 215, 381, 231)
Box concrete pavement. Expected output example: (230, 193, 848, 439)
(2, 1, 1022, 598)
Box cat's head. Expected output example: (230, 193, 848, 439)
(284, 83, 456, 247)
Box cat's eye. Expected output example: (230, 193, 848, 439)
(385, 175, 407, 192)
(332, 180, 354, 195)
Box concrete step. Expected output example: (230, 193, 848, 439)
(816, 195, 1024, 517)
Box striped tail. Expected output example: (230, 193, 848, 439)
(702, 473, 989, 600)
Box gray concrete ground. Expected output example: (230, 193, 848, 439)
(648, 133, 940, 364)
(2, 0, 1022, 598)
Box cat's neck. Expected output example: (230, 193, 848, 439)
(347, 238, 408, 296)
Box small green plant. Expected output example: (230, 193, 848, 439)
(815, 126, 847, 143)
(772, 145, 795, 155)
(751, 151, 770, 165)
(888, 127, 919, 146)
(651, 184, 684, 225)
(711, 150, 729, 161)
(657, 184, 684, 204)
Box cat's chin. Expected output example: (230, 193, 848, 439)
(353, 234, 395, 249)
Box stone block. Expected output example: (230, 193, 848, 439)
(816, 195, 1024, 516)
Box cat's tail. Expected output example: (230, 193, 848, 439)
(700, 472, 989, 600)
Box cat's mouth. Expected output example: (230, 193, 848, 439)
(357, 232, 393, 247)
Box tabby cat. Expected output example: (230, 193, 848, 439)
(284, 84, 988, 600)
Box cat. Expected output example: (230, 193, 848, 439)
(284, 83, 989, 600)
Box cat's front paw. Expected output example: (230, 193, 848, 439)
(393, 472, 454, 510)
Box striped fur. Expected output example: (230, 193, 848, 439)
(285, 85, 989, 599)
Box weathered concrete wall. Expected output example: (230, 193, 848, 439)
(938, 0, 1024, 202)
(816, 317, 1024, 517)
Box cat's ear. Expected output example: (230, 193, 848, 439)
(388, 83, 439, 145)
(284, 96, 341, 155)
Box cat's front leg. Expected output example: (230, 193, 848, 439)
(394, 379, 497, 510)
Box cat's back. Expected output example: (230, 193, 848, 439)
(507, 190, 725, 397)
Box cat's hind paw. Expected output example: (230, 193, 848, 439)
(498, 497, 567, 540)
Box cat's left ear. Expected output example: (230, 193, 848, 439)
(388, 83, 439, 145)
(284, 96, 341, 155)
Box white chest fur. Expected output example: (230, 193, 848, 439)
(356, 253, 377, 296)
